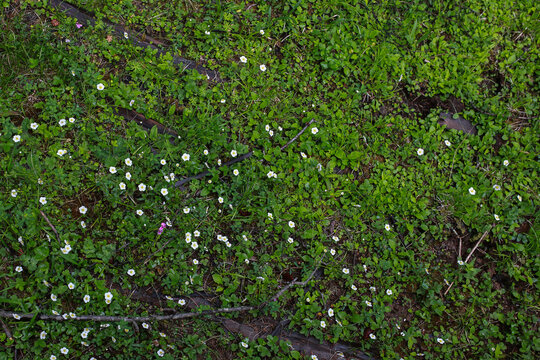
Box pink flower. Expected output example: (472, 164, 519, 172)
(76, 23, 82, 29)
(157, 222, 167, 235)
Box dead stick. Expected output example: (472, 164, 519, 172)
(444, 226, 492, 296)
(280, 119, 316, 151)
(1, 319, 12, 340)
(39, 211, 61, 244)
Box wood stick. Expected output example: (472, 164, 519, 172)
(39, 211, 61, 244)
(0, 319, 12, 340)
(280, 119, 316, 150)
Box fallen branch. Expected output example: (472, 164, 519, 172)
(280, 119, 316, 150)
(1, 319, 13, 340)
(444, 226, 492, 296)
(39, 211, 61, 244)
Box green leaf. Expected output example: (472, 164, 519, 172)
(212, 274, 222, 284)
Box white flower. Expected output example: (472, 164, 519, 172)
(68, 282, 75, 290)
(287, 237, 294, 244)
(79, 206, 87, 214)
(125, 172, 132, 180)
(127, 269, 135, 276)
(260, 64, 267, 72)
(142, 322, 149, 329)
(260, 29, 265, 35)
(52, 310, 59, 315)
(182, 153, 190, 161)
(217, 159, 222, 165)
(191, 242, 198, 250)
(59, 119, 66, 126)
(220, 99, 225, 103)
(138, 183, 146, 191)
(205, 30, 210, 35)
(160, 159, 167, 165)
(311, 127, 319, 134)
(60, 347, 69, 355)
(244, 259, 250, 264)
(320, 320, 326, 328)
(268, 212, 273, 220)
(218, 197, 224, 203)
(57, 149, 66, 156)
(61, 244, 72, 254)
(129, 99, 135, 106)
(301, 152, 307, 159)
(194, 230, 200, 237)
(38, 178, 43, 184)
(83, 295, 90, 303)
(104, 291, 113, 301)
(458, 260, 464, 265)
(351, 284, 357, 291)
(240, 56, 247, 63)
(136, 209, 143, 216)
(183, 207, 190, 213)
(109, 166, 117, 174)
(365, 300, 372, 307)
(96, 83, 105, 91)
(203, 149, 209, 155)
(386, 289, 393, 296)
(119, 182, 126, 190)
(503, 160, 509, 166)
(342, 268, 349, 274)
(161, 188, 168, 196)
(30, 122, 39, 130)
(288, 221, 295, 228)
(468, 187, 476, 195)
(517, 195, 522, 202)
(233, 169, 239, 176)
(178, 299, 186, 305)
(385, 224, 391, 231)
(231, 149, 237, 157)
(40, 331, 47, 339)
(493, 184, 501, 191)
(328, 308, 334, 317)
(125, 158, 132, 166)
(444, 140, 451, 147)
(494, 214, 500, 221)
(50, 356, 57, 360)
(80, 220, 86, 228)
(13, 313, 21, 320)
(12, 135, 21, 142)
(369, 333, 376, 340)
(437, 338, 445, 344)
(330, 249, 335, 255)
(69, 312, 76, 318)
(193, 259, 199, 265)
(265, 124, 270, 132)
(69, 117, 75, 123)
(160, 332, 167, 337)
(51, 293, 58, 301)
(417, 148, 424, 156)
(311, 356, 318, 360)
(123, 31, 129, 39)
(269, 130, 274, 136)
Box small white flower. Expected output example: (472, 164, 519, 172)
(39, 197, 47, 205)
(51, 294, 57, 301)
(311, 127, 319, 134)
(311, 356, 318, 360)
(40, 331, 47, 339)
(458, 260, 464, 266)
(205, 30, 210, 35)
(385, 224, 391, 231)
(161, 188, 168, 196)
(386, 289, 393, 296)
(218, 197, 224, 203)
(52, 310, 59, 315)
(136, 209, 143, 216)
(241, 341, 249, 348)
(328, 308, 334, 317)
(493, 184, 501, 191)
(260, 64, 267, 72)
(417, 148, 424, 156)
(80, 220, 86, 228)
(68, 282, 75, 290)
(178, 299, 186, 305)
(138, 183, 146, 192)
(69, 117, 75, 123)
(288, 221, 295, 228)
(13, 313, 21, 320)
(30, 122, 39, 130)
(69, 312, 76, 318)
(468, 187, 476, 195)
(79, 206, 87, 214)
(268, 212, 273, 220)
(503, 160, 509, 166)
(233, 169, 239, 176)
(83, 295, 90, 303)
(220, 99, 225, 103)
(193, 259, 199, 265)
(301, 152, 307, 159)
(38, 178, 43, 184)
(160, 159, 167, 165)
(183, 207, 190, 213)
(517, 195, 522, 202)
(194, 230, 200, 237)
(50, 356, 57, 360)
(365, 300, 372, 307)
(104, 291, 113, 301)
(287, 237, 294, 244)
(160, 332, 167, 337)
(330, 249, 335, 255)
(125, 172, 132, 180)
(13, 135, 21, 142)
(142, 322, 149, 329)
(244, 258, 250, 264)
(129, 99, 135, 106)
(96, 83, 105, 91)
(182, 153, 190, 161)
(240, 56, 247, 63)
(231, 149, 237, 157)
(260, 29, 265, 35)
(123, 31, 129, 39)
(57, 149, 66, 156)
(203, 149, 209, 155)
(320, 320, 326, 328)
(61, 244, 72, 254)
(265, 124, 270, 132)
(109, 166, 117, 174)
(191, 242, 198, 250)
(125, 158, 132, 166)
(217, 159, 222, 165)
(342, 268, 349, 275)
(60, 347, 69, 355)
(59, 119, 67, 126)
(119, 182, 126, 190)
(369, 333, 376, 340)
(127, 269, 135, 276)
(269, 130, 274, 136)
(494, 214, 500, 221)
(444, 140, 451, 147)
(437, 338, 445, 344)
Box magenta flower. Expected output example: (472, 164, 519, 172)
(157, 222, 167, 235)
(76, 23, 82, 29)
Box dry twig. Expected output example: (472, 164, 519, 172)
(39, 211, 61, 244)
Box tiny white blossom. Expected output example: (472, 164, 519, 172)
(182, 153, 190, 161)
(231, 150, 237, 157)
(288, 221, 295, 228)
(233, 169, 239, 176)
(417, 148, 424, 156)
(494, 214, 500, 221)
(178, 299, 186, 305)
(125, 158, 132, 166)
(241, 341, 248, 348)
(260, 64, 267, 72)
(240, 56, 247, 63)
(311, 127, 319, 134)
(437, 338, 445, 344)
(369, 333, 376, 340)
(129, 99, 135, 106)
(50, 356, 57, 360)
(193, 259, 199, 265)
(15, 266, 23, 272)
(493, 184, 501, 191)
(136, 209, 143, 216)
(125, 172, 132, 180)
(468, 187, 476, 195)
(385, 224, 391, 231)
(119, 182, 126, 190)
(194, 230, 200, 237)
(205, 30, 210, 35)
(191, 242, 198, 250)
(342, 268, 349, 275)
(268, 212, 273, 220)
(57, 149, 67, 156)
(183, 207, 190, 213)
(13, 135, 21, 142)
(517, 195, 522, 202)
(503, 160, 509, 166)
(40, 331, 47, 339)
(30, 122, 39, 130)
(161, 188, 168, 196)
(61, 244, 72, 254)
(328, 308, 334, 317)
(138, 183, 146, 191)
(123, 32, 129, 39)
(320, 320, 326, 328)
(59, 119, 66, 126)
(260, 29, 265, 35)
(69, 117, 75, 123)
(160, 159, 167, 165)
(203, 149, 209, 155)
(60, 347, 68, 355)
(51, 294, 57, 301)
(79, 206, 87, 214)
(109, 166, 117, 174)
(288, 237, 294, 244)
(330, 249, 336, 255)
(83, 295, 90, 303)
(96, 83, 105, 91)
(68, 282, 75, 290)
(127, 269, 135, 276)
(301, 152, 307, 159)
(218, 197, 224, 203)
(458, 260, 464, 265)
(39, 197, 47, 205)
(142, 322, 149, 329)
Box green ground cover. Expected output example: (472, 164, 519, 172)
(0, 0, 538, 359)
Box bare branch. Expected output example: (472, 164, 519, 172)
(39, 211, 61, 244)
